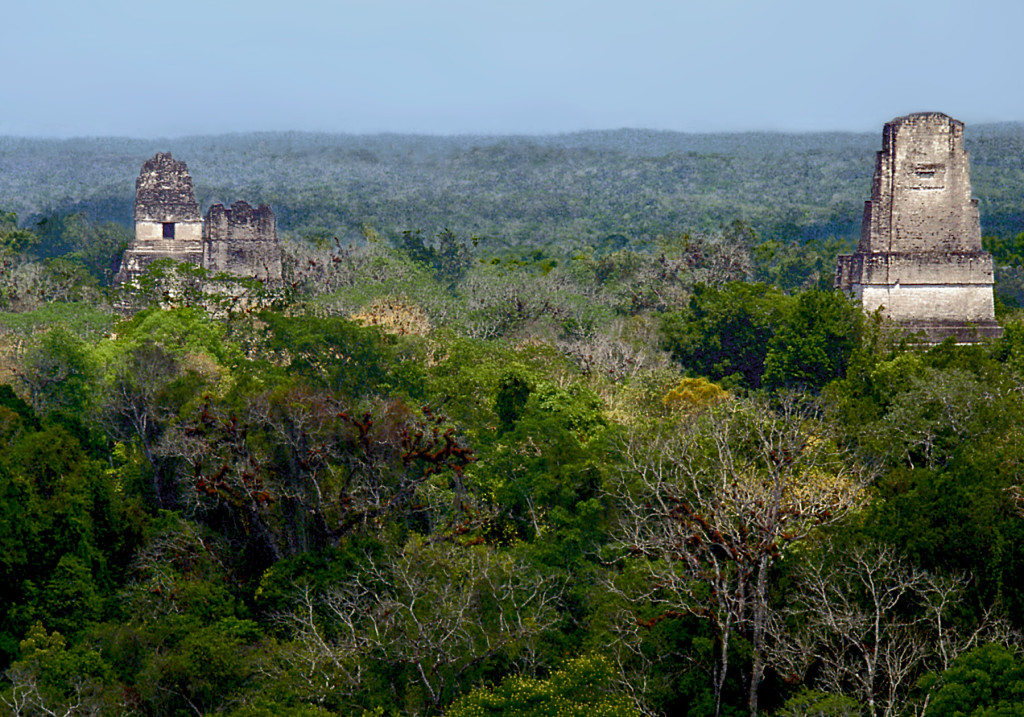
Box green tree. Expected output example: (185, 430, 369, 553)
(32, 212, 130, 284)
(17, 326, 95, 426)
(38, 554, 101, 639)
(97, 307, 237, 509)
(0, 623, 114, 716)
(660, 282, 792, 389)
(0, 211, 38, 254)
(752, 236, 853, 292)
(775, 689, 862, 717)
(920, 643, 1024, 717)
(399, 228, 475, 286)
(494, 366, 534, 432)
(762, 289, 860, 392)
(100, 339, 207, 510)
(135, 617, 263, 717)
(447, 654, 641, 717)
(259, 312, 408, 396)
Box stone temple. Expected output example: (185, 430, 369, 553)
(835, 112, 1002, 342)
(114, 152, 282, 286)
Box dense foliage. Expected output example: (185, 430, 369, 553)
(1, 130, 1024, 716)
(2, 126, 1023, 253)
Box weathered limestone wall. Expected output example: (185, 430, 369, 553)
(117, 223, 203, 278)
(838, 252, 993, 291)
(859, 114, 981, 254)
(857, 285, 995, 322)
(116, 153, 204, 286)
(128, 221, 204, 265)
(836, 112, 1001, 342)
(116, 153, 283, 290)
(202, 201, 282, 281)
(133, 152, 201, 224)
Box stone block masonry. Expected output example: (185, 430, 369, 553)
(203, 201, 282, 281)
(835, 113, 1001, 342)
(115, 153, 282, 287)
(116, 153, 203, 283)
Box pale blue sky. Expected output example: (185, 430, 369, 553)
(2, 0, 1020, 137)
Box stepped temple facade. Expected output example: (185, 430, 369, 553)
(114, 153, 282, 286)
(835, 112, 1002, 342)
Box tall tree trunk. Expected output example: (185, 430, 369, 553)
(748, 554, 770, 717)
(714, 619, 731, 717)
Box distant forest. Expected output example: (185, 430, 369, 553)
(7, 126, 1024, 716)
(2, 125, 1023, 253)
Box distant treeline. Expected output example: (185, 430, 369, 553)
(1, 126, 1023, 251)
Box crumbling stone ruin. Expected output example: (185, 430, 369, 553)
(115, 153, 203, 282)
(114, 152, 282, 287)
(203, 201, 282, 282)
(835, 113, 1002, 342)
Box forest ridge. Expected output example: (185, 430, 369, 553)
(1, 125, 1023, 252)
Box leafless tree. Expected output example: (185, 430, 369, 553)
(256, 583, 368, 709)
(282, 238, 411, 295)
(581, 232, 751, 316)
(867, 367, 992, 470)
(610, 396, 870, 717)
(772, 544, 1002, 717)
(0, 668, 99, 717)
(555, 316, 672, 383)
(271, 539, 561, 711)
(0, 255, 102, 313)
(459, 270, 574, 340)
(99, 341, 188, 509)
(121, 515, 229, 622)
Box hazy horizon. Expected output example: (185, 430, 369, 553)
(0, 125, 893, 141)
(4, 0, 1022, 139)
(4, 121, 1024, 143)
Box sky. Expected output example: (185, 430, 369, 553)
(2, 0, 1022, 138)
